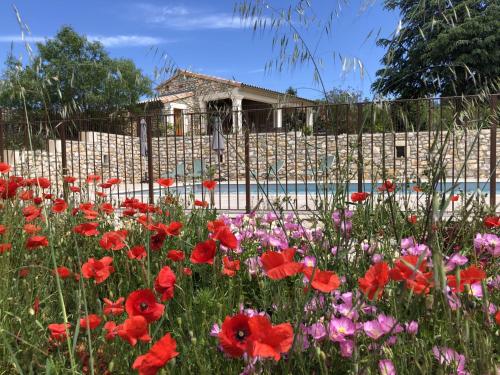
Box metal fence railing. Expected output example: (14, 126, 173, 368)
(0, 94, 498, 213)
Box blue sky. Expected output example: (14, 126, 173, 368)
(0, 1, 399, 100)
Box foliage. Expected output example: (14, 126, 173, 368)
(0, 169, 498, 374)
(372, 0, 500, 98)
(0, 26, 152, 116)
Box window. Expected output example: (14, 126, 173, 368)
(395, 146, 406, 158)
(102, 154, 109, 164)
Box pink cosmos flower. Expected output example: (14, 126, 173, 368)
(328, 317, 355, 342)
(339, 339, 354, 358)
(432, 346, 469, 375)
(379, 359, 396, 375)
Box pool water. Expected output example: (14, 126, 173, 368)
(155, 181, 500, 196)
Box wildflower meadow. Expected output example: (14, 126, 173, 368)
(0, 163, 498, 374)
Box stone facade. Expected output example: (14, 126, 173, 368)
(4, 129, 498, 193)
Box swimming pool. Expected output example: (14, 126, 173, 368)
(153, 181, 500, 196)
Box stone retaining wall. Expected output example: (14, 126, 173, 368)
(4, 129, 498, 190)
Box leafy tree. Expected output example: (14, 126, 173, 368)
(373, 0, 500, 98)
(0, 26, 152, 115)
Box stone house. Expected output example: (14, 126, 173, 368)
(140, 70, 315, 135)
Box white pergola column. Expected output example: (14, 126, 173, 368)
(306, 107, 314, 130)
(275, 106, 283, 129)
(232, 96, 243, 133)
(199, 100, 208, 134)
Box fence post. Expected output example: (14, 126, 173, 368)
(244, 127, 251, 213)
(490, 95, 498, 210)
(60, 120, 68, 200)
(146, 116, 154, 204)
(0, 109, 4, 162)
(357, 103, 364, 192)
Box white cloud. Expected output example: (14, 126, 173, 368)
(0, 35, 46, 43)
(135, 3, 268, 30)
(88, 35, 169, 47)
(0, 34, 170, 47)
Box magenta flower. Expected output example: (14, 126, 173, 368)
(445, 253, 468, 272)
(328, 317, 355, 342)
(432, 346, 469, 375)
(339, 339, 354, 358)
(363, 320, 385, 339)
(307, 322, 327, 341)
(474, 233, 499, 257)
(379, 359, 396, 375)
(404, 321, 419, 335)
(400, 237, 415, 249)
(302, 256, 316, 268)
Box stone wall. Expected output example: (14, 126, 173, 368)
(4, 129, 499, 191)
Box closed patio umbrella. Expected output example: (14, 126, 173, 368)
(211, 117, 225, 163)
(140, 118, 148, 157)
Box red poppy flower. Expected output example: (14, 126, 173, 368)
(54, 266, 72, 279)
(389, 256, 433, 294)
(0, 178, 19, 199)
(358, 262, 390, 300)
(207, 219, 226, 233)
(96, 191, 107, 198)
(64, 176, 77, 183)
(447, 265, 486, 293)
(407, 215, 417, 224)
(150, 233, 166, 251)
(23, 205, 42, 222)
(19, 268, 30, 278)
(106, 177, 121, 185)
(19, 190, 34, 201)
(213, 226, 238, 249)
(190, 239, 217, 265)
(100, 230, 128, 251)
(80, 314, 102, 330)
(128, 245, 147, 260)
(151, 222, 183, 237)
(183, 267, 192, 276)
(132, 332, 178, 375)
(351, 192, 370, 202)
(154, 266, 176, 302)
(81, 257, 114, 284)
(246, 316, 293, 361)
(48, 323, 71, 341)
(125, 289, 165, 323)
(103, 297, 125, 316)
(26, 236, 49, 250)
(69, 186, 81, 193)
(377, 180, 396, 192)
(86, 175, 101, 183)
(194, 199, 208, 207)
(302, 267, 341, 293)
(0, 224, 6, 235)
(33, 196, 43, 205)
(52, 198, 68, 213)
(73, 222, 100, 236)
(203, 180, 217, 190)
(450, 194, 459, 202)
(218, 314, 252, 358)
(118, 316, 151, 346)
(260, 248, 304, 280)
(0, 162, 11, 174)
(99, 182, 113, 189)
(412, 185, 422, 192)
(156, 178, 174, 188)
(100, 203, 114, 214)
(496, 311, 500, 326)
(222, 256, 240, 277)
(167, 250, 185, 262)
(484, 216, 500, 228)
(32, 177, 51, 189)
(0, 243, 11, 254)
(104, 321, 119, 341)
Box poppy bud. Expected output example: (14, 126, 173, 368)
(425, 294, 434, 310)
